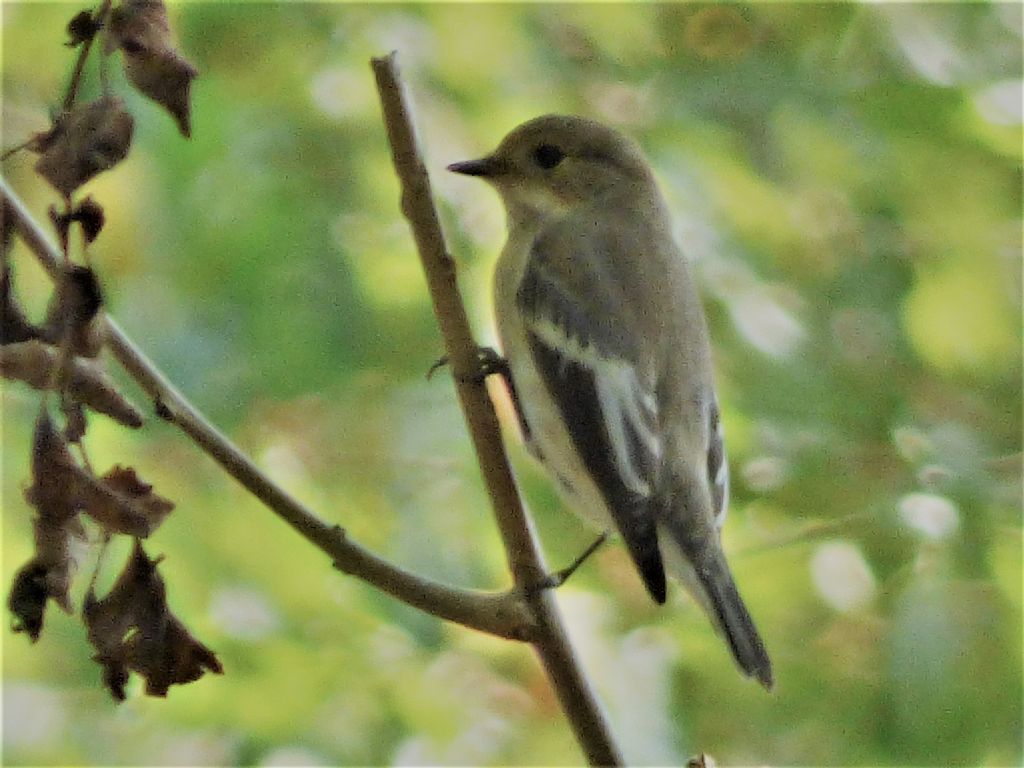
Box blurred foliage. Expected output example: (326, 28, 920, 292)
(2, 3, 1021, 766)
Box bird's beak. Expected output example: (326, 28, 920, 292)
(447, 154, 506, 178)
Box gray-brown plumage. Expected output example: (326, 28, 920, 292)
(449, 115, 772, 689)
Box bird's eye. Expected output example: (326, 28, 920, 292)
(533, 143, 565, 170)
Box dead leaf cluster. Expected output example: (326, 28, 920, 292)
(2, 260, 142, 426)
(25, 0, 198, 199)
(84, 541, 223, 700)
(5, 0, 218, 704)
(8, 414, 175, 641)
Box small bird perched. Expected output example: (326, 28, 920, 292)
(448, 115, 772, 690)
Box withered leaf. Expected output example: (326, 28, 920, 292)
(34, 96, 135, 197)
(48, 199, 107, 246)
(9, 561, 51, 641)
(66, 10, 100, 47)
(26, 412, 172, 539)
(30, 514, 82, 615)
(72, 197, 106, 244)
(42, 264, 104, 359)
(9, 498, 87, 641)
(84, 540, 156, 700)
(80, 465, 174, 538)
(0, 341, 144, 428)
(130, 612, 223, 697)
(108, 0, 198, 138)
(26, 411, 87, 527)
(84, 542, 222, 702)
(101, 659, 132, 702)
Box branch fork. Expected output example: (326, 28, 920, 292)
(2, 49, 626, 766)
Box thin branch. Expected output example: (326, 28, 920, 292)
(62, 0, 113, 112)
(1, 138, 36, 162)
(0, 175, 535, 643)
(371, 51, 625, 767)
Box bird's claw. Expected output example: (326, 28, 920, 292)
(533, 531, 609, 592)
(426, 347, 510, 385)
(466, 346, 510, 384)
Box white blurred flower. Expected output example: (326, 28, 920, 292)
(586, 80, 656, 126)
(974, 80, 1024, 126)
(154, 732, 238, 766)
(392, 736, 438, 766)
(559, 593, 683, 765)
(2, 683, 67, 749)
(260, 746, 330, 767)
(209, 585, 280, 641)
(878, 5, 966, 86)
(811, 541, 876, 612)
(741, 456, 789, 492)
(698, 255, 805, 357)
(309, 66, 376, 120)
(391, 651, 531, 766)
(728, 287, 805, 358)
(898, 492, 960, 541)
(363, 13, 436, 69)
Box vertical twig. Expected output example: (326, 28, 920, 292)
(371, 51, 625, 767)
(62, 0, 113, 112)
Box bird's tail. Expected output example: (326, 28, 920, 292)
(662, 532, 774, 690)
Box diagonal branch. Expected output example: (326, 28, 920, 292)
(371, 51, 625, 767)
(0, 176, 535, 642)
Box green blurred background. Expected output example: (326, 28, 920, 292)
(2, 3, 1021, 765)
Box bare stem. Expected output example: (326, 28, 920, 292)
(1, 138, 36, 162)
(62, 0, 113, 112)
(0, 175, 535, 643)
(371, 51, 624, 767)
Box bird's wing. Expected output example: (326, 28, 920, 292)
(516, 246, 668, 603)
(707, 397, 730, 529)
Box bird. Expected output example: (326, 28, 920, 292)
(447, 115, 773, 689)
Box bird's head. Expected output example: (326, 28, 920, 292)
(448, 115, 652, 223)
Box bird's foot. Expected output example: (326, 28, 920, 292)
(426, 346, 510, 385)
(532, 531, 609, 592)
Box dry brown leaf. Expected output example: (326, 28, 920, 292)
(9, 418, 89, 641)
(42, 265, 104, 359)
(8, 561, 51, 641)
(33, 96, 135, 197)
(25, 411, 88, 527)
(66, 9, 101, 47)
(0, 340, 144, 428)
(84, 540, 155, 700)
(73, 197, 106, 244)
(130, 612, 223, 697)
(108, 0, 198, 137)
(24, 415, 172, 559)
(29, 514, 83, 615)
(80, 465, 174, 537)
(9, 515, 85, 638)
(49, 199, 107, 247)
(84, 542, 222, 701)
